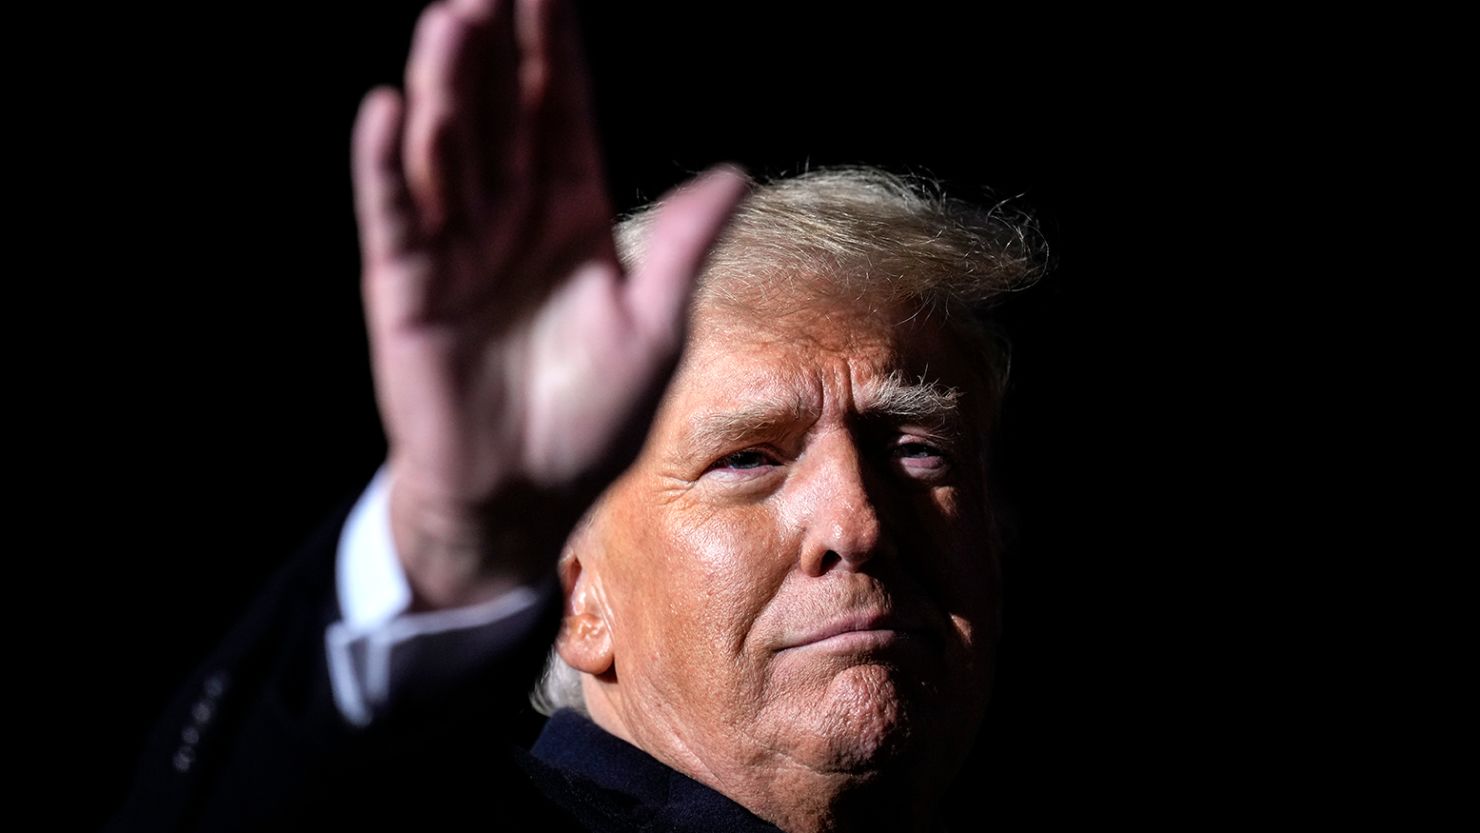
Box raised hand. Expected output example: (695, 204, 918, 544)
(351, 0, 748, 608)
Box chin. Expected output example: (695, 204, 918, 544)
(804, 664, 918, 773)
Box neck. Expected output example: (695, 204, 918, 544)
(585, 690, 948, 833)
(742, 767, 944, 833)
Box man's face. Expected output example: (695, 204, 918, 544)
(570, 289, 1000, 792)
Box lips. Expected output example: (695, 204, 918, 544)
(780, 611, 919, 652)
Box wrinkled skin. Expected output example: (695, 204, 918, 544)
(561, 295, 1000, 833)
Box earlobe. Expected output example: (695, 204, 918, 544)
(555, 552, 615, 676)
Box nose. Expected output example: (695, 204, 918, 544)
(797, 432, 895, 576)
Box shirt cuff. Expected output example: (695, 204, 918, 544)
(324, 465, 553, 727)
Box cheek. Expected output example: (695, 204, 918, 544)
(671, 503, 792, 657)
(615, 500, 792, 674)
(918, 488, 999, 623)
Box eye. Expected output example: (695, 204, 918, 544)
(708, 449, 778, 472)
(892, 439, 951, 478)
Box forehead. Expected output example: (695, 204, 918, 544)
(664, 292, 986, 428)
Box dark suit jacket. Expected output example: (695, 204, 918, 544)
(109, 496, 781, 832)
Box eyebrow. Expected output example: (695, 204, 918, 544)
(859, 370, 964, 430)
(681, 371, 965, 453)
(683, 391, 814, 450)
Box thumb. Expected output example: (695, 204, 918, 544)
(623, 164, 751, 348)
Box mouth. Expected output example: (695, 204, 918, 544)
(779, 612, 924, 653)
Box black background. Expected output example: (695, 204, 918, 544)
(74, 2, 1298, 826)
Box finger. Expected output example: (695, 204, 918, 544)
(513, 0, 552, 116)
(448, 0, 527, 192)
(404, 3, 481, 234)
(450, 0, 497, 22)
(457, 0, 539, 266)
(352, 87, 417, 270)
(626, 165, 752, 350)
(482, 0, 536, 195)
(533, 0, 605, 186)
(430, 0, 515, 227)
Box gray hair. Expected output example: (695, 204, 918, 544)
(530, 165, 1043, 717)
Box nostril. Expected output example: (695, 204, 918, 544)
(820, 550, 842, 572)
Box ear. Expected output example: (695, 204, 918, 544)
(554, 549, 614, 676)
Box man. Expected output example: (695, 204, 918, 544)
(112, 0, 1039, 830)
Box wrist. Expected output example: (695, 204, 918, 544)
(387, 465, 580, 611)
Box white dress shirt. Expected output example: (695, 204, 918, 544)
(323, 467, 552, 727)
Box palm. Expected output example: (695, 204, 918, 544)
(350, 0, 746, 602)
